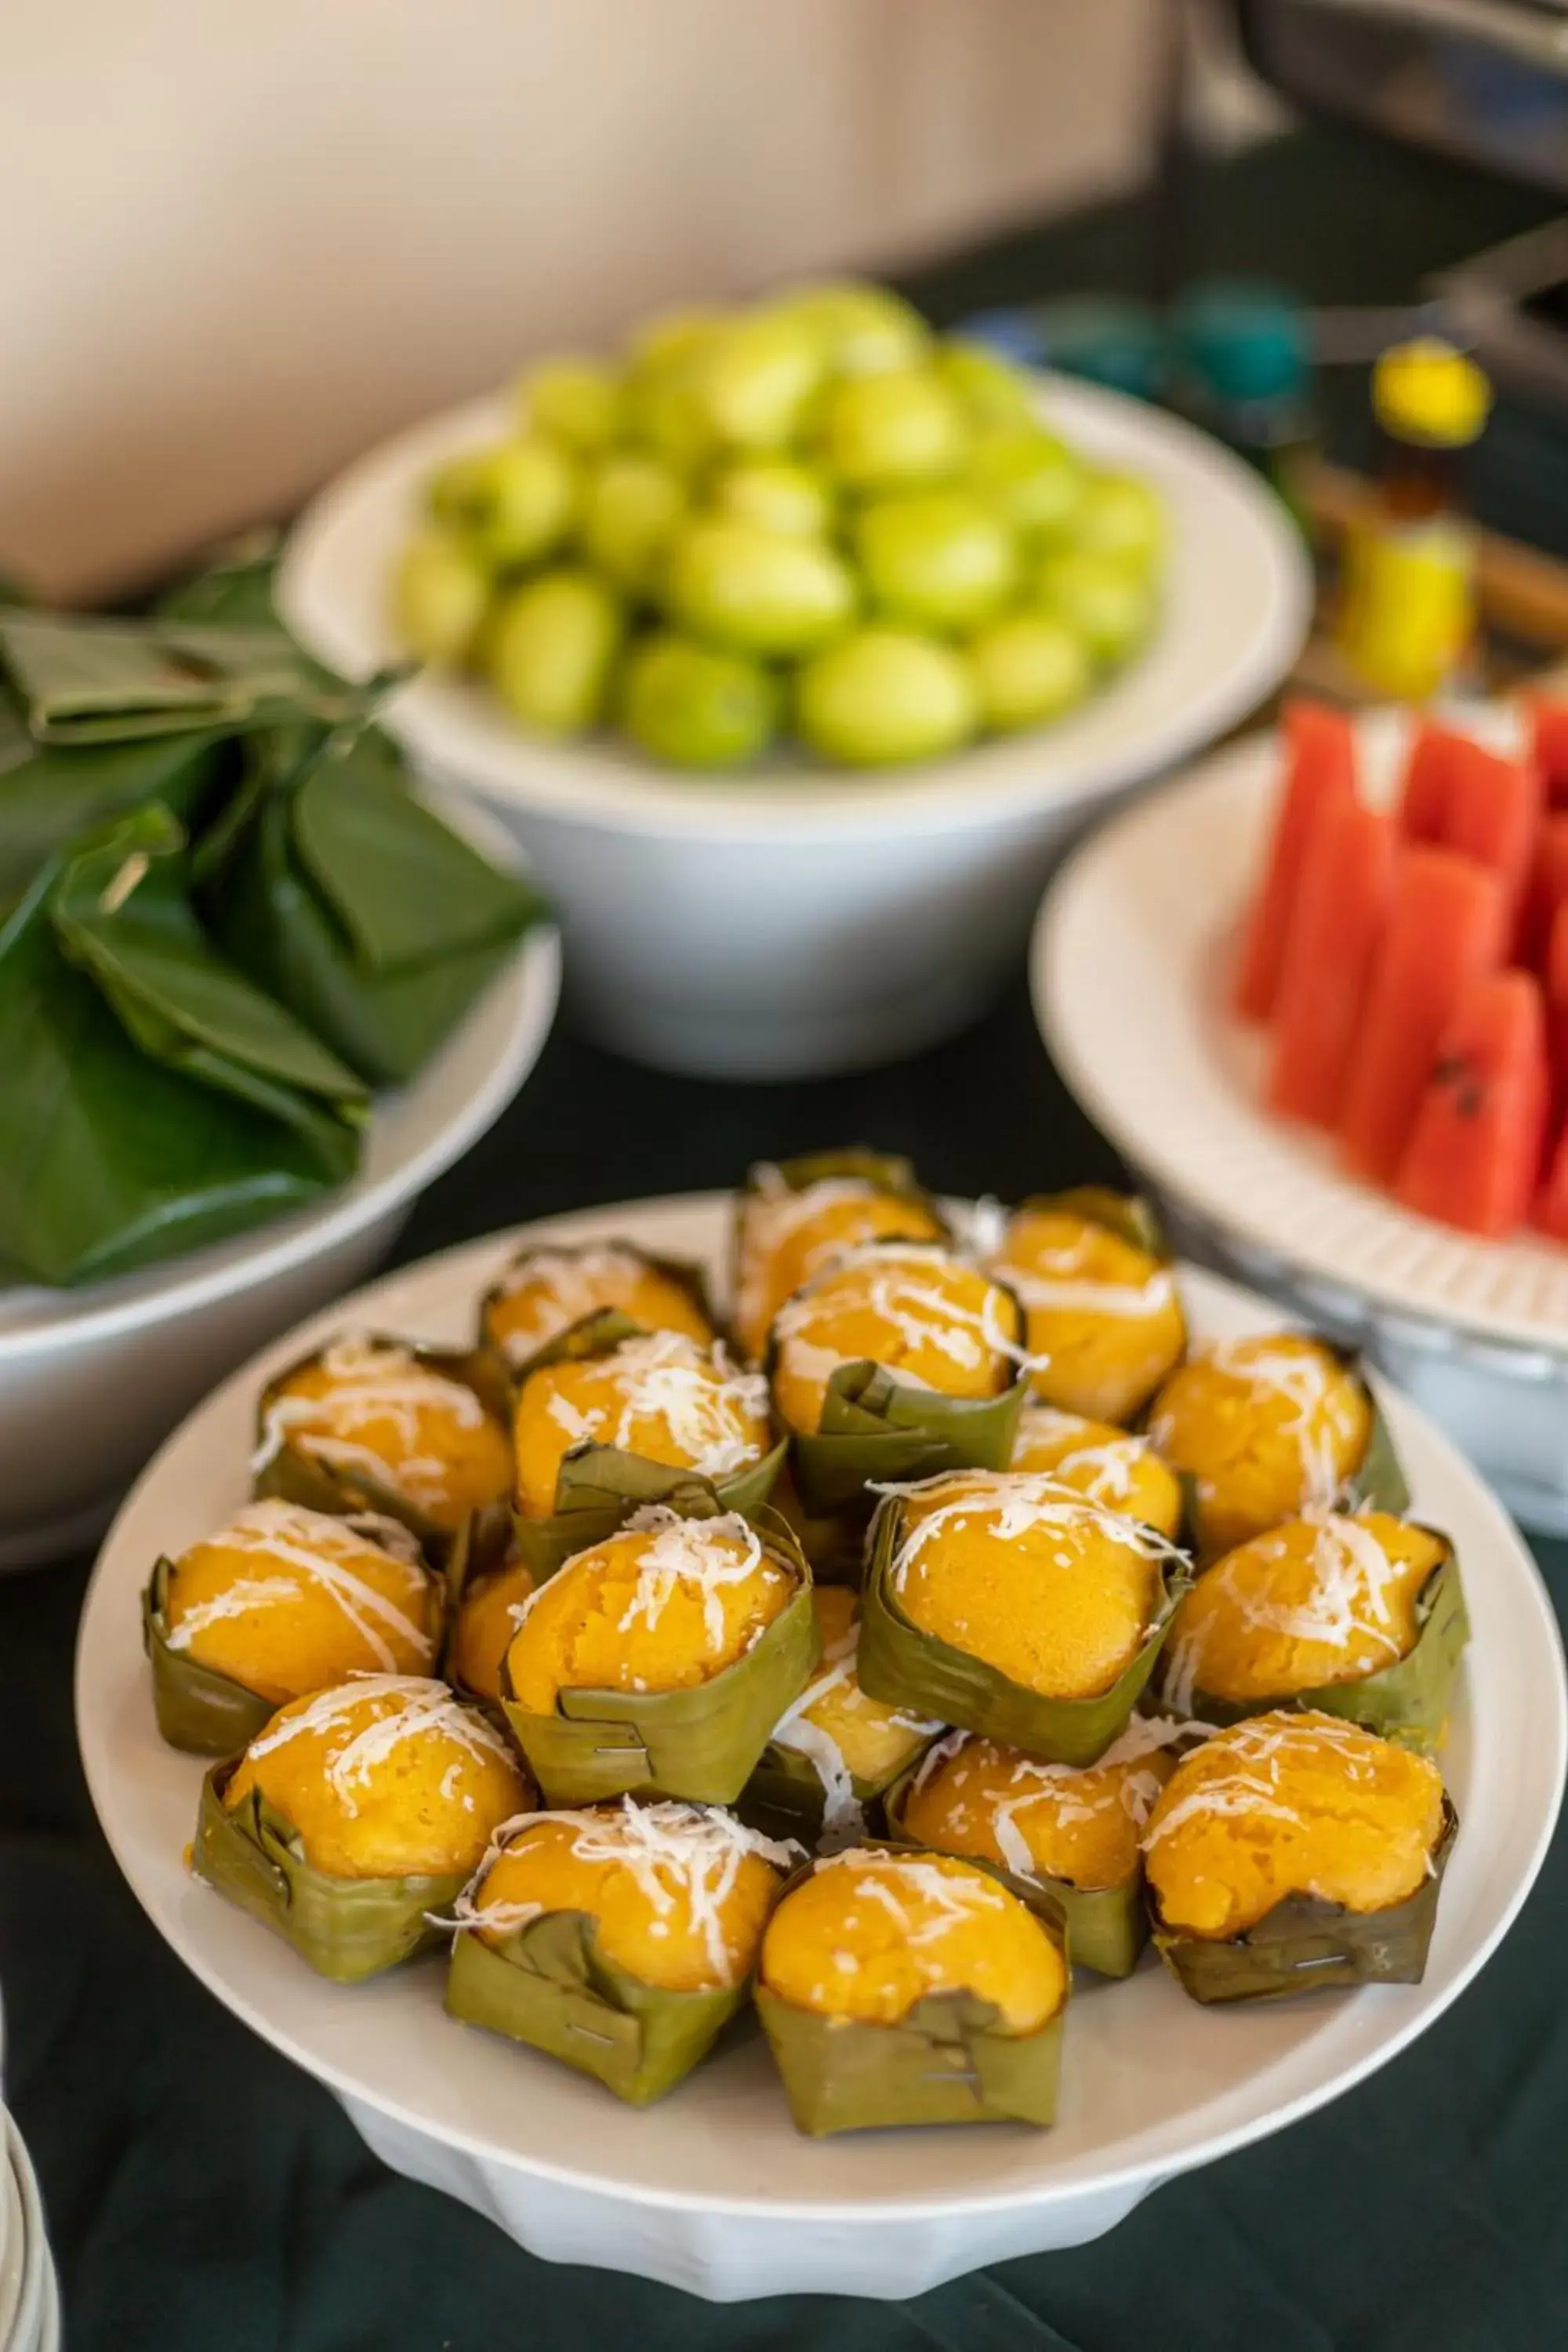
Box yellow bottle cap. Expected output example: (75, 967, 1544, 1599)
(1372, 338, 1492, 449)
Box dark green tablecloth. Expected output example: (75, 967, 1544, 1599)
(5, 121, 1567, 2352)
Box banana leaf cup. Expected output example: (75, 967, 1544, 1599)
(754, 1844, 1069, 2135)
(857, 1489, 1192, 1769)
(882, 1748, 1149, 1980)
(194, 1762, 469, 1983)
(1156, 1532, 1468, 1754)
(1149, 1796, 1459, 2005)
(738, 1715, 937, 1853)
(509, 1309, 786, 1581)
(499, 1506, 820, 1806)
(477, 1239, 717, 1372)
(446, 1900, 755, 2106)
(252, 1334, 514, 1566)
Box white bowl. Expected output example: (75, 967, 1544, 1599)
(0, 806, 560, 1568)
(78, 1193, 1566, 2302)
(279, 378, 1309, 1080)
(1032, 706, 1568, 1534)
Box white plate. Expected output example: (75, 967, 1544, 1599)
(1032, 705, 1568, 1352)
(0, 796, 560, 1565)
(77, 1195, 1566, 2303)
(5, 2123, 45, 2352)
(277, 379, 1308, 1080)
(0, 2144, 23, 2351)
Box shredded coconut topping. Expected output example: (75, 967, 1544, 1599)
(1140, 1714, 1387, 1853)
(770, 1612, 940, 1849)
(909, 1717, 1202, 1874)
(1014, 1406, 1156, 1508)
(251, 1335, 488, 1513)
(772, 1244, 1024, 1396)
(455, 1798, 801, 1985)
(874, 1469, 1187, 1609)
(510, 1505, 789, 1654)
(542, 1332, 768, 1480)
(243, 1675, 515, 1817)
(736, 1172, 904, 1345)
(815, 1847, 1009, 1947)
(1153, 1338, 1356, 1512)
(491, 1247, 681, 1365)
(165, 1499, 434, 1671)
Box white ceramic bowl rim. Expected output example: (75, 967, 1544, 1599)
(278, 374, 1312, 843)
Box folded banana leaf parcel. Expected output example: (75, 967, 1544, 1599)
(0, 595, 546, 1287)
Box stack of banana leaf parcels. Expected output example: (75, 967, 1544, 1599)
(0, 548, 545, 1287)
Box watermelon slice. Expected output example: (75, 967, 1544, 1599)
(1268, 798, 1397, 1126)
(1439, 738, 1541, 927)
(1547, 899, 1568, 1130)
(1394, 971, 1548, 1238)
(1537, 1114, 1568, 1243)
(1339, 848, 1507, 1186)
(1396, 720, 1465, 843)
(1519, 812, 1568, 972)
(1234, 699, 1359, 1022)
(1527, 696, 1568, 811)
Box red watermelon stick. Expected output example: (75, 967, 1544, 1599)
(1518, 814, 1568, 972)
(1339, 848, 1507, 1186)
(1527, 697, 1568, 811)
(1537, 1114, 1568, 1243)
(1547, 901, 1568, 1134)
(1395, 972, 1548, 1239)
(1268, 798, 1397, 1126)
(1397, 720, 1465, 843)
(1234, 699, 1359, 1023)
(1440, 738, 1542, 931)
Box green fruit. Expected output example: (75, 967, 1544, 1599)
(855, 489, 1018, 635)
(428, 436, 579, 568)
(1072, 470, 1167, 572)
(390, 529, 491, 666)
(486, 568, 623, 736)
(967, 612, 1094, 731)
(782, 281, 930, 376)
(665, 517, 855, 657)
(697, 311, 828, 451)
(1034, 550, 1156, 667)
(969, 426, 1085, 542)
(515, 357, 623, 455)
(815, 368, 967, 491)
(937, 339, 1037, 427)
(628, 307, 728, 377)
(621, 632, 779, 768)
(581, 455, 685, 597)
(710, 459, 833, 539)
(795, 627, 978, 767)
(625, 365, 717, 478)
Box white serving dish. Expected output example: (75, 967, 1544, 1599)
(4, 2120, 46, 2352)
(1032, 705, 1568, 1534)
(0, 804, 559, 1568)
(78, 1193, 1566, 2303)
(278, 376, 1309, 1081)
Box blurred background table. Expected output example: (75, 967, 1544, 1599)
(5, 122, 1568, 2351)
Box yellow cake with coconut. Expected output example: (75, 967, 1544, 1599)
(512, 1332, 771, 1520)
(769, 1246, 1021, 1436)
(256, 1335, 511, 1534)
(1147, 1335, 1374, 1559)
(899, 1720, 1183, 1893)
(448, 1555, 537, 1705)
(767, 1585, 937, 1824)
(735, 1170, 943, 1363)
(989, 1203, 1185, 1421)
(482, 1245, 713, 1368)
(1011, 1404, 1182, 1537)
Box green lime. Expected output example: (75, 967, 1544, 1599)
(428, 436, 579, 568)
(968, 425, 1085, 541)
(697, 310, 828, 451)
(628, 307, 728, 377)
(967, 612, 1093, 731)
(581, 455, 685, 597)
(795, 626, 978, 766)
(515, 357, 623, 455)
(855, 489, 1018, 634)
(781, 281, 931, 376)
(937, 339, 1037, 427)
(710, 459, 833, 539)
(665, 516, 855, 657)
(620, 632, 779, 768)
(624, 363, 717, 478)
(1071, 470, 1166, 572)
(1034, 549, 1156, 666)
(815, 368, 967, 491)
(485, 568, 623, 736)
(391, 529, 490, 666)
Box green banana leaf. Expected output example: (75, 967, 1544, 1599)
(500, 1514, 819, 1806)
(143, 1531, 446, 1758)
(882, 1749, 1146, 1979)
(0, 844, 357, 1287)
(1158, 1536, 1467, 1754)
(754, 1846, 1069, 2134)
(194, 1763, 470, 1983)
(156, 532, 292, 630)
(510, 1311, 786, 1579)
(479, 1239, 717, 1370)
(735, 1730, 931, 1853)
(446, 1904, 750, 2105)
(1150, 1797, 1458, 2005)
(0, 726, 227, 914)
(0, 608, 368, 742)
(857, 1488, 1192, 1767)
(252, 1334, 514, 1563)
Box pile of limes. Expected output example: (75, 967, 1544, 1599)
(392, 281, 1165, 771)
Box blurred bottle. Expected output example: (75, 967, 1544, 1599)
(1170, 280, 1316, 535)
(1335, 337, 1492, 702)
